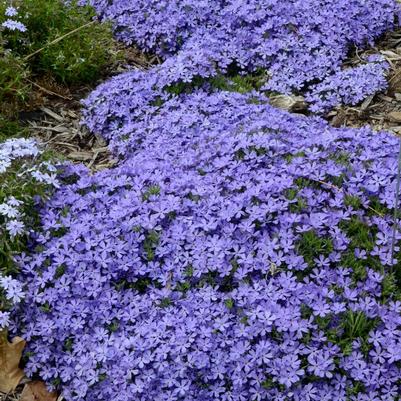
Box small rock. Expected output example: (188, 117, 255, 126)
(269, 95, 307, 111)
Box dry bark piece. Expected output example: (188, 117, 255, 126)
(380, 50, 401, 60)
(387, 111, 401, 122)
(20, 381, 57, 401)
(360, 94, 375, 111)
(0, 334, 26, 393)
(378, 94, 394, 103)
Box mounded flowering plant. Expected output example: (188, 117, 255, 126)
(81, 0, 398, 112)
(14, 91, 401, 400)
(0, 138, 58, 331)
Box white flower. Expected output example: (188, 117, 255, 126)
(0, 203, 19, 218)
(0, 276, 25, 304)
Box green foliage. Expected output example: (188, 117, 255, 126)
(0, 0, 118, 129)
(329, 151, 351, 167)
(142, 185, 161, 201)
(0, 0, 118, 143)
(297, 230, 334, 267)
(0, 0, 118, 85)
(344, 195, 362, 209)
(0, 50, 29, 117)
(339, 216, 375, 251)
(143, 230, 161, 261)
(165, 70, 266, 98)
(0, 116, 25, 141)
(340, 311, 377, 356)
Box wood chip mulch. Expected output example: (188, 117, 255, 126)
(27, 105, 117, 172)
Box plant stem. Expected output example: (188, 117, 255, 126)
(24, 20, 96, 61)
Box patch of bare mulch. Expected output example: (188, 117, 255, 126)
(26, 104, 117, 172)
(1, 381, 27, 401)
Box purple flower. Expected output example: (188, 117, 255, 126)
(10, 90, 401, 400)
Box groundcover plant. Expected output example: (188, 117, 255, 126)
(13, 91, 401, 400)
(80, 0, 398, 111)
(4, 1, 401, 401)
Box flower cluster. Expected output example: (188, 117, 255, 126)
(0, 138, 59, 237)
(80, 0, 398, 112)
(1, 3, 26, 32)
(15, 91, 401, 400)
(306, 57, 390, 112)
(1, 138, 58, 331)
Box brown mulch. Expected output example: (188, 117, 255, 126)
(0, 382, 26, 401)
(26, 104, 117, 172)
(0, 383, 64, 401)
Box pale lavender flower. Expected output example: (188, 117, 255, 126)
(5, 6, 18, 17)
(2, 19, 26, 32)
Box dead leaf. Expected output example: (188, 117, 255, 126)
(20, 381, 57, 401)
(387, 111, 401, 122)
(0, 334, 26, 393)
